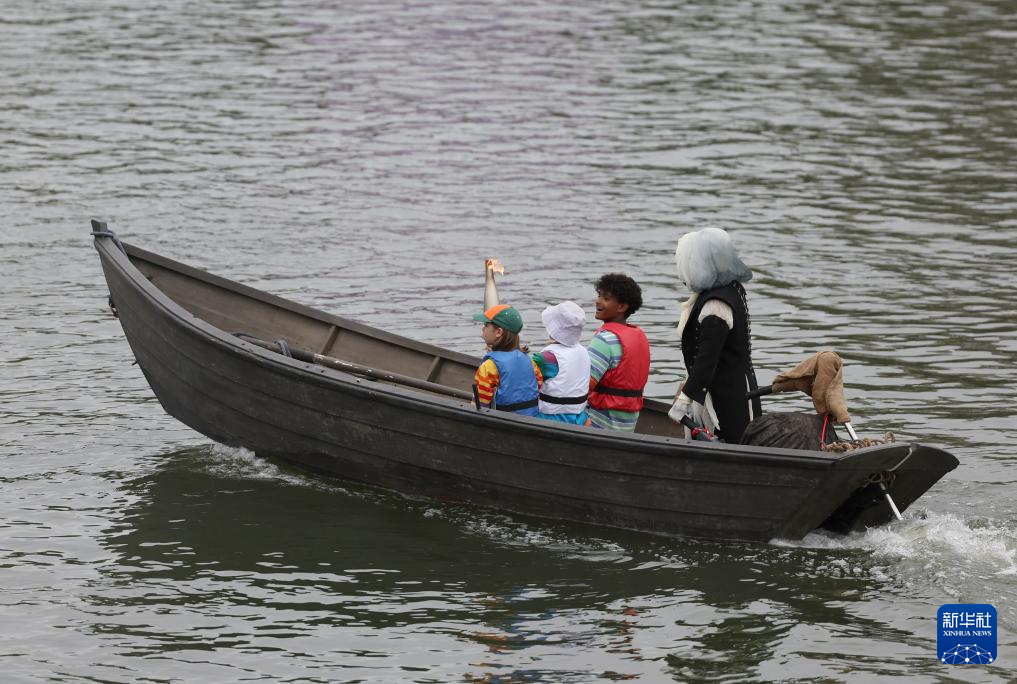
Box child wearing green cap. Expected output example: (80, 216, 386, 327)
(472, 304, 543, 417)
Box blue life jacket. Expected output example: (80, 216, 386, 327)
(483, 350, 539, 417)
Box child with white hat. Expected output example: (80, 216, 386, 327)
(532, 301, 592, 425)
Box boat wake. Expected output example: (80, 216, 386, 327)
(777, 509, 1017, 628)
(204, 443, 274, 477)
(423, 506, 640, 564)
(430, 502, 1017, 628)
(197, 444, 1013, 628)
(776, 510, 1016, 573)
(203, 443, 349, 494)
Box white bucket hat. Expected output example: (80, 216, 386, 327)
(541, 301, 586, 346)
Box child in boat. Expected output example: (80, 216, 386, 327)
(473, 305, 543, 417)
(586, 273, 651, 432)
(531, 301, 591, 425)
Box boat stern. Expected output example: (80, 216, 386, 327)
(819, 443, 959, 535)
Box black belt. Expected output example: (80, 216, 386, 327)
(495, 398, 539, 412)
(594, 386, 643, 398)
(539, 392, 588, 405)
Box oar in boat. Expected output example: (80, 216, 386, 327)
(233, 333, 474, 402)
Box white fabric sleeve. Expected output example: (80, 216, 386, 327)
(697, 299, 734, 329)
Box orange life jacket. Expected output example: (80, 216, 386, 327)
(588, 322, 650, 413)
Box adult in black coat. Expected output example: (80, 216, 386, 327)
(669, 228, 762, 443)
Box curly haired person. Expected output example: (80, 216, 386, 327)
(586, 274, 650, 431)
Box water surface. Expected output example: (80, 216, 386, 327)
(2, 0, 1015, 681)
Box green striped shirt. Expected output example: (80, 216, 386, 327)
(587, 329, 640, 432)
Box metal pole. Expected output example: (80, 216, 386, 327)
(878, 482, 904, 521)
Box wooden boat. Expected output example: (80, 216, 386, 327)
(90, 221, 958, 542)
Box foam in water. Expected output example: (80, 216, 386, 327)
(777, 510, 1017, 573)
(202, 443, 348, 494)
(205, 443, 282, 479)
(777, 509, 1017, 629)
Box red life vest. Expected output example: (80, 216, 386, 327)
(588, 322, 651, 412)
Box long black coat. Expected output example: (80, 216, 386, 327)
(680, 282, 762, 443)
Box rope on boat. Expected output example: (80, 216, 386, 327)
(821, 432, 895, 453)
(275, 338, 293, 358)
(864, 470, 903, 521)
(828, 450, 905, 523)
(865, 470, 897, 487)
(90, 220, 127, 255)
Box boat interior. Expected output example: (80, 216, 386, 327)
(125, 244, 687, 438)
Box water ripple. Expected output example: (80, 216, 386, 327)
(2, 0, 1016, 681)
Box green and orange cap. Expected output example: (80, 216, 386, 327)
(472, 304, 524, 333)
